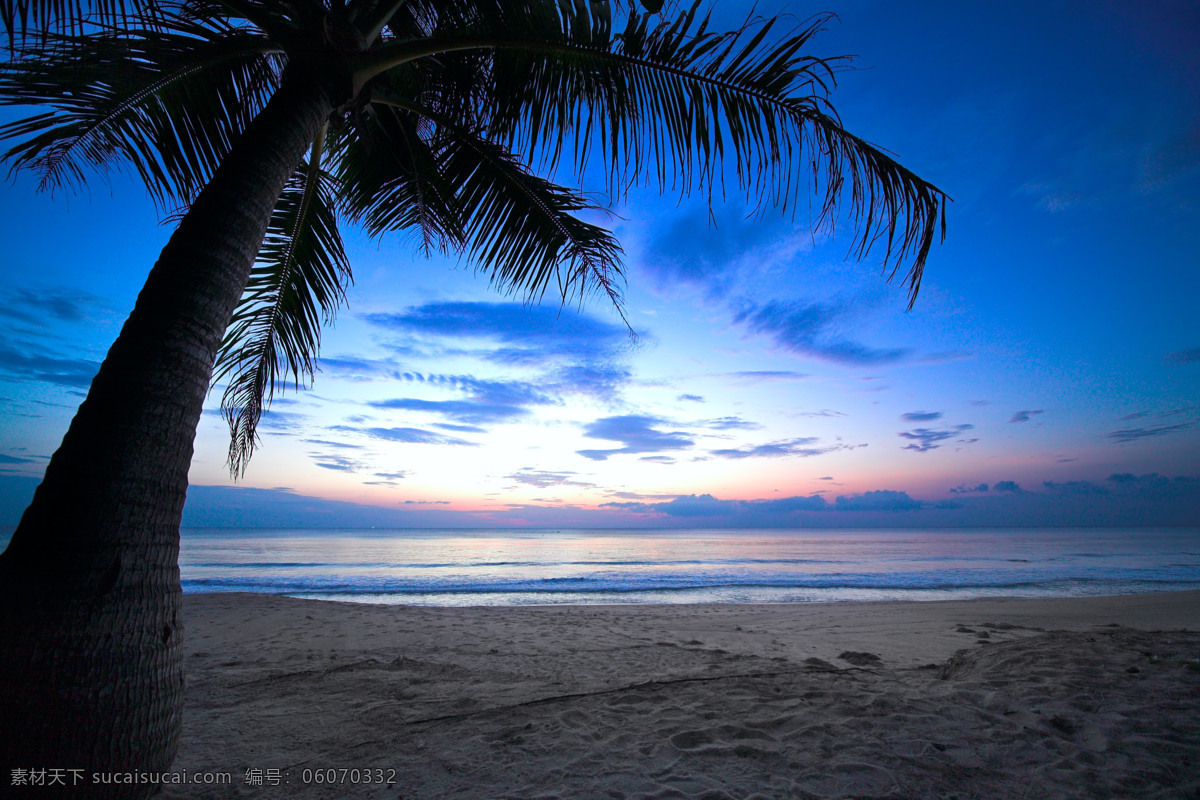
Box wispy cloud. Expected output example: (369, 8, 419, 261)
(710, 437, 850, 460)
(0, 286, 105, 327)
(367, 375, 556, 427)
(899, 424, 975, 453)
(576, 415, 693, 461)
(727, 370, 810, 382)
(1107, 422, 1193, 443)
(733, 300, 910, 365)
(505, 469, 594, 489)
(1010, 409, 1044, 423)
(703, 416, 761, 431)
(432, 422, 488, 434)
(312, 454, 364, 473)
(330, 425, 477, 447)
(365, 302, 629, 365)
(302, 439, 365, 449)
(635, 205, 807, 298)
(901, 411, 942, 422)
(0, 346, 99, 388)
(1165, 347, 1200, 365)
(370, 397, 530, 425)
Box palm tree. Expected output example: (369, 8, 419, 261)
(0, 0, 946, 793)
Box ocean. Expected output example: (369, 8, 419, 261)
(157, 527, 1200, 606)
(2, 526, 1197, 605)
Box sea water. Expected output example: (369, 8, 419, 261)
(1, 526, 1196, 606)
(158, 527, 1200, 606)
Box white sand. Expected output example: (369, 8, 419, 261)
(163, 591, 1200, 799)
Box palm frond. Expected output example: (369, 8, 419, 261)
(213, 131, 350, 476)
(440, 125, 626, 313)
(355, 90, 626, 314)
(359, 0, 947, 306)
(494, 1, 947, 305)
(1, 0, 161, 44)
(333, 100, 463, 253)
(0, 14, 283, 208)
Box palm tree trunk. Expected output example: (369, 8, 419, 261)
(0, 61, 338, 796)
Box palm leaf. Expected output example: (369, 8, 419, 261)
(333, 100, 463, 253)
(213, 128, 351, 476)
(0, 13, 283, 208)
(439, 122, 625, 313)
(348, 88, 625, 315)
(359, 0, 948, 305)
(1, 0, 161, 43)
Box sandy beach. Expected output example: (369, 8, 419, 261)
(163, 591, 1200, 799)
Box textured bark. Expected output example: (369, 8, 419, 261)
(0, 62, 339, 797)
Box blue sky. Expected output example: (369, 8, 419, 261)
(1, 0, 1198, 528)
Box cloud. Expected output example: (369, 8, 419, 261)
(505, 469, 594, 489)
(316, 355, 409, 381)
(0, 346, 100, 388)
(0, 286, 103, 327)
(302, 439, 364, 449)
(1165, 347, 1200, 365)
(1107, 473, 1200, 493)
(158, 470, 1200, 530)
(704, 416, 761, 431)
(1010, 409, 1044, 423)
(365, 302, 628, 365)
(710, 437, 846, 460)
(330, 425, 477, 447)
(638, 456, 677, 464)
(348, 304, 636, 415)
(0, 453, 36, 465)
(678, 393, 705, 402)
(728, 370, 810, 382)
(1107, 422, 1193, 442)
(367, 375, 558, 427)
(312, 454, 363, 473)
(602, 493, 743, 517)
(733, 300, 910, 365)
(1141, 122, 1200, 190)
(254, 409, 310, 432)
(834, 490, 923, 512)
(636, 205, 805, 297)
(603, 489, 922, 520)
(898, 424, 975, 453)
(432, 422, 488, 434)
(369, 397, 530, 425)
(576, 415, 693, 461)
(547, 363, 632, 403)
(1043, 480, 1109, 496)
(950, 483, 989, 494)
(901, 411, 942, 422)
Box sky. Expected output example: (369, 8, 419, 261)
(1, 0, 1199, 528)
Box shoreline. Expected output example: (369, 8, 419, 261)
(166, 589, 1200, 798)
